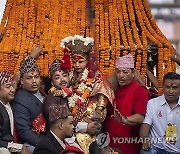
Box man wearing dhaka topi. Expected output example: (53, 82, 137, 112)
(106, 53, 149, 154)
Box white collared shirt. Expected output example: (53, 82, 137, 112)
(33, 90, 44, 103)
(0, 100, 14, 135)
(50, 130, 83, 151)
(143, 95, 180, 153)
(50, 130, 66, 149)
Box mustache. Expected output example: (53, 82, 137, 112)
(59, 81, 67, 85)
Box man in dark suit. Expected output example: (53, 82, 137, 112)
(12, 56, 46, 154)
(33, 103, 75, 154)
(0, 71, 28, 154)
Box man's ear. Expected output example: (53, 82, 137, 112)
(132, 73, 135, 78)
(20, 78, 23, 85)
(51, 80, 54, 86)
(57, 121, 63, 130)
(131, 69, 136, 79)
(131, 68, 135, 73)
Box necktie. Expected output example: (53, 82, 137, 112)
(13, 124, 18, 143)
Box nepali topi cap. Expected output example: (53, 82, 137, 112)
(0, 71, 12, 85)
(115, 53, 134, 69)
(48, 104, 72, 123)
(20, 56, 39, 77)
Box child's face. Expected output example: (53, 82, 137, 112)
(72, 54, 88, 73)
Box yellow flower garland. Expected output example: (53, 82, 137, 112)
(0, 0, 176, 95)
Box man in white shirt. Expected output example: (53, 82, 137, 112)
(140, 72, 180, 153)
(0, 70, 28, 154)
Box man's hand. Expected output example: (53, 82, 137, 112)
(111, 109, 123, 123)
(142, 140, 151, 151)
(87, 121, 101, 135)
(30, 47, 43, 59)
(21, 145, 29, 154)
(53, 90, 63, 96)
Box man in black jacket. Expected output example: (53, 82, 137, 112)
(33, 103, 75, 154)
(0, 71, 28, 154)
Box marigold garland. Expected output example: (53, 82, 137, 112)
(0, 0, 175, 95)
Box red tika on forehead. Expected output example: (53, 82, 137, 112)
(72, 54, 85, 62)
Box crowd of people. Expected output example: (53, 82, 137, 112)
(0, 35, 180, 154)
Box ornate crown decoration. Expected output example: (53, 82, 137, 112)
(60, 35, 94, 54)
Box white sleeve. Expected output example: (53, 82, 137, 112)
(7, 142, 23, 153)
(65, 137, 83, 151)
(143, 100, 153, 125)
(75, 122, 88, 132)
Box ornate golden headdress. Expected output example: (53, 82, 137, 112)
(60, 35, 94, 54)
(60, 35, 98, 78)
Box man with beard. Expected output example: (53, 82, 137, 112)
(43, 58, 83, 150)
(43, 58, 70, 131)
(43, 55, 101, 151)
(12, 56, 46, 154)
(0, 71, 28, 154)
